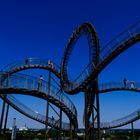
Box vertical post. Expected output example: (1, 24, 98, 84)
(96, 90, 101, 140)
(57, 129, 59, 140)
(0, 95, 6, 133)
(11, 118, 16, 140)
(3, 104, 9, 134)
(91, 109, 95, 140)
(84, 92, 89, 140)
(45, 71, 51, 139)
(6, 71, 9, 86)
(131, 122, 135, 139)
(94, 30, 100, 140)
(70, 120, 72, 140)
(60, 90, 63, 131)
(59, 109, 62, 140)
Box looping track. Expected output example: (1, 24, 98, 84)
(1, 21, 140, 132)
(60, 21, 140, 130)
(61, 23, 99, 94)
(61, 21, 140, 94)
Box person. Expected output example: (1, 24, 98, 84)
(25, 58, 29, 65)
(130, 81, 135, 88)
(48, 59, 55, 69)
(37, 75, 44, 90)
(48, 59, 51, 66)
(123, 78, 127, 87)
(51, 62, 54, 69)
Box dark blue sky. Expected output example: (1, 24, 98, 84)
(0, 0, 140, 129)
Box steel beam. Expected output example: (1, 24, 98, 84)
(0, 95, 6, 133)
(3, 104, 9, 133)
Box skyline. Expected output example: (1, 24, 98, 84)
(0, 0, 140, 129)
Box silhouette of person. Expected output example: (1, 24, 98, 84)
(130, 81, 135, 88)
(25, 58, 29, 65)
(37, 75, 44, 90)
(48, 59, 54, 69)
(123, 78, 127, 87)
(48, 60, 51, 66)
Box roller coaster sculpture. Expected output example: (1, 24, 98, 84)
(0, 59, 78, 134)
(0, 21, 140, 139)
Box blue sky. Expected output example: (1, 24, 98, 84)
(0, 0, 140, 129)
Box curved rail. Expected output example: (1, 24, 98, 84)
(1, 21, 140, 131)
(13, 78, 138, 130)
(61, 22, 99, 94)
(89, 22, 140, 90)
(0, 73, 78, 129)
(1, 58, 60, 78)
(93, 109, 140, 129)
(89, 81, 140, 129)
(99, 21, 140, 64)
(1, 94, 70, 131)
(99, 81, 140, 93)
(60, 21, 140, 94)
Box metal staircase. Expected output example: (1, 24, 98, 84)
(0, 72, 78, 130)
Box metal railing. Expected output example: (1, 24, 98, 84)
(0, 73, 77, 119)
(63, 21, 140, 91)
(92, 80, 140, 129)
(99, 21, 140, 63)
(93, 109, 140, 129)
(3, 94, 70, 130)
(99, 81, 140, 92)
(1, 58, 60, 75)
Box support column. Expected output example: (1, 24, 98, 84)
(57, 129, 59, 140)
(70, 120, 72, 140)
(59, 109, 62, 140)
(0, 96, 6, 133)
(96, 93, 101, 140)
(91, 109, 95, 140)
(11, 118, 16, 140)
(45, 71, 51, 139)
(131, 122, 135, 139)
(3, 104, 9, 134)
(84, 92, 89, 140)
(95, 80, 101, 140)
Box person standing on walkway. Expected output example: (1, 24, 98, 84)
(130, 80, 135, 88)
(123, 78, 127, 87)
(38, 75, 44, 90)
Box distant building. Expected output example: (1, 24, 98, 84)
(19, 126, 28, 131)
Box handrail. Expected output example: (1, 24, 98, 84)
(93, 109, 140, 129)
(1, 58, 60, 75)
(73, 21, 140, 87)
(91, 80, 140, 129)
(1, 94, 70, 130)
(61, 21, 140, 93)
(99, 81, 140, 92)
(0, 72, 77, 119)
(99, 21, 140, 63)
